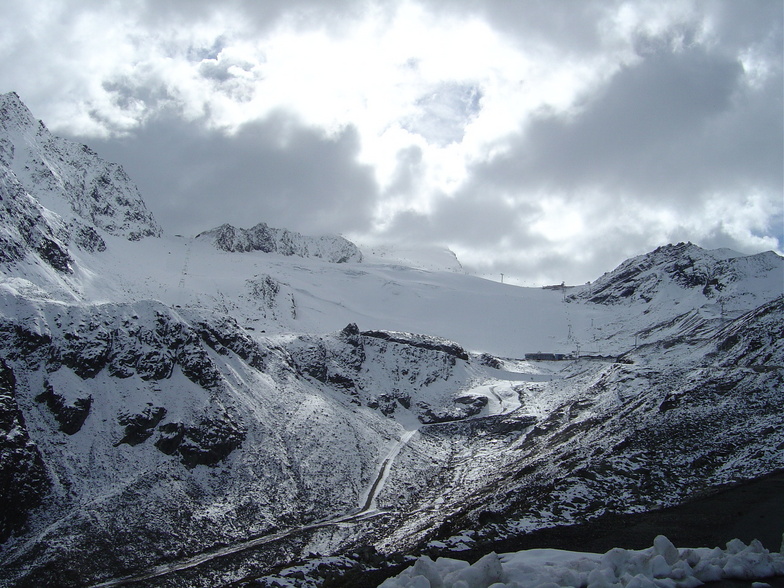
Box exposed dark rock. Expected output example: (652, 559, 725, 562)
(175, 417, 247, 468)
(373, 394, 400, 416)
(58, 326, 112, 379)
(360, 330, 469, 361)
(34, 236, 72, 272)
(154, 412, 247, 466)
(197, 222, 362, 263)
(418, 396, 487, 424)
(177, 343, 223, 390)
(340, 322, 361, 342)
(0, 322, 52, 368)
(289, 338, 329, 383)
(336, 324, 365, 371)
(0, 359, 50, 542)
(0, 168, 75, 272)
(478, 353, 502, 369)
(197, 319, 268, 371)
(455, 395, 489, 410)
(0, 233, 23, 263)
(35, 380, 91, 435)
(134, 348, 174, 380)
(154, 422, 186, 455)
(116, 405, 167, 446)
(69, 221, 106, 252)
(327, 373, 355, 389)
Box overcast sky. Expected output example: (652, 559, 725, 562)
(2, 1, 782, 285)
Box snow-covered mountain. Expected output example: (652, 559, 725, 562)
(0, 93, 782, 588)
(0, 92, 160, 245)
(572, 241, 781, 310)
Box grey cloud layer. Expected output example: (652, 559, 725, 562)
(478, 45, 781, 200)
(378, 17, 783, 281)
(82, 112, 378, 236)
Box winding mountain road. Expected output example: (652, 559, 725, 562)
(88, 507, 388, 588)
(88, 428, 419, 588)
(89, 386, 516, 587)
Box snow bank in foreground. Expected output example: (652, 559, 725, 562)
(379, 535, 784, 588)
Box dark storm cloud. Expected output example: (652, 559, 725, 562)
(382, 185, 536, 248)
(80, 110, 379, 236)
(474, 43, 782, 202)
(709, 1, 784, 51)
(428, 0, 783, 61)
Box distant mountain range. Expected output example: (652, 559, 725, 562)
(0, 92, 782, 587)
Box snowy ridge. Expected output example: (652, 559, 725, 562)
(360, 243, 464, 273)
(572, 242, 781, 312)
(196, 221, 362, 263)
(0, 94, 782, 588)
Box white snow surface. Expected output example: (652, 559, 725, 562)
(381, 535, 784, 588)
(9, 231, 782, 360)
(358, 242, 464, 273)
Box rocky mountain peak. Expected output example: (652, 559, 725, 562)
(196, 221, 363, 263)
(573, 242, 782, 306)
(0, 92, 161, 243)
(0, 92, 39, 136)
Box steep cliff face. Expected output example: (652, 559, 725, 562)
(284, 324, 483, 424)
(0, 91, 160, 252)
(0, 166, 76, 273)
(196, 222, 362, 263)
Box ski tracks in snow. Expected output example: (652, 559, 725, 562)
(177, 238, 193, 289)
